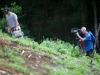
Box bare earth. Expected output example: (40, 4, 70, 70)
(0, 37, 54, 75)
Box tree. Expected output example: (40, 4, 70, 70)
(80, 0, 89, 27)
(93, 0, 100, 51)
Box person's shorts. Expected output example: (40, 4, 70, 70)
(11, 26, 21, 33)
(86, 49, 94, 58)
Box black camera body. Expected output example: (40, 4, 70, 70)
(71, 28, 81, 33)
(71, 28, 84, 41)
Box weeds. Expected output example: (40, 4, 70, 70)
(0, 30, 100, 75)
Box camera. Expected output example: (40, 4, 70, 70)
(71, 28, 84, 41)
(71, 28, 81, 33)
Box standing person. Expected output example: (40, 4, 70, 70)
(76, 27, 94, 57)
(4, 7, 23, 37)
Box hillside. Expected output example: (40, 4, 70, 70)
(0, 37, 53, 75)
(0, 31, 100, 75)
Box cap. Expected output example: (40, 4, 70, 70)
(4, 8, 10, 14)
(81, 27, 86, 31)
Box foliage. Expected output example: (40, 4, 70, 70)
(0, 46, 29, 74)
(1, 2, 22, 15)
(36, 38, 100, 75)
(0, 18, 6, 31)
(0, 30, 100, 75)
(10, 2, 22, 14)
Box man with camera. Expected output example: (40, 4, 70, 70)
(76, 27, 94, 57)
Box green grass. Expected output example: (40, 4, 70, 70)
(0, 30, 100, 75)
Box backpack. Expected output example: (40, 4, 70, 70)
(88, 31, 96, 42)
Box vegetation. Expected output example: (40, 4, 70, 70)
(0, 30, 100, 75)
(0, 1, 100, 49)
(0, 1, 100, 75)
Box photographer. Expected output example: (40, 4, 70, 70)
(76, 27, 94, 57)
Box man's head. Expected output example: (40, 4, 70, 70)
(81, 27, 87, 34)
(4, 8, 10, 15)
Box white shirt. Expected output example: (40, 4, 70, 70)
(6, 12, 18, 28)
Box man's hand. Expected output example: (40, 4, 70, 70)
(76, 32, 84, 41)
(16, 26, 18, 31)
(8, 28, 10, 33)
(15, 20, 19, 31)
(76, 32, 79, 36)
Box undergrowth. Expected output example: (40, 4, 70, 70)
(0, 30, 100, 75)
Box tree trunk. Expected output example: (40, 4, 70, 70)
(80, 0, 87, 27)
(59, 2, 65, 39)
(43, 0, 48, 37)
(93, 0, 99, 50)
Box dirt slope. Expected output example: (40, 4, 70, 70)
(0, 37, 53, 75)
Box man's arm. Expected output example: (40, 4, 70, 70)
(7, 22, 10, 33)
(76, 32, 84, 41)
(15, 20, 19, 30)
(13, 13, 19, 30)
